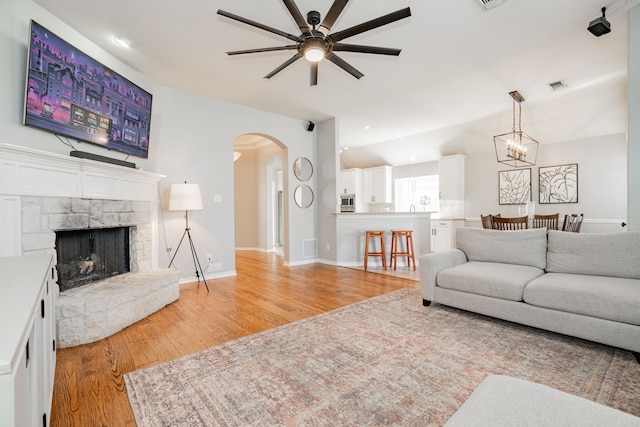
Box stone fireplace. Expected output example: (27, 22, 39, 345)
(1, 144, 180, 348)
(21, 196, 153, 277)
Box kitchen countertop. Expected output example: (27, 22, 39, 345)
(335, 211, 436, 217)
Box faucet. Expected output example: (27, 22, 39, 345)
(409, 205, 416, 212)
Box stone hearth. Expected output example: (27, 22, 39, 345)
(56, 269, 180, 347)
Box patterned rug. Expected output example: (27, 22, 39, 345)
(125, 289, 640, 426)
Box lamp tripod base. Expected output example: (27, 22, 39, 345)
(168, 227, 209, 292)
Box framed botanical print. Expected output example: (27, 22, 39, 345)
(539, 163, 578, 204)
(498, 168, 531, 205)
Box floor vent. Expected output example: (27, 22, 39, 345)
(478, 0, 505, 10)
(303, 239, 317, 258)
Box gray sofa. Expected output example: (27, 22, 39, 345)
(419, 227, 640, 361)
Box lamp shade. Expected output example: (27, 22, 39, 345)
(169, 183, 203, 211)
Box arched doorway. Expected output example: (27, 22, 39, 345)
(233, 134, 286, 257)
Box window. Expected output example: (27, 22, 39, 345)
(394, 175, 439, 212)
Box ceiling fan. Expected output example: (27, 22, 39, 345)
(217, 0, 411, 86)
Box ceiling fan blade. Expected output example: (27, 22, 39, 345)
(264, 53, 303, 79)
(310, 62, 318, 86)
(281, 0, 313, 37)
(332, 43, 401, 56)
(227, 45, 298, 55)
(329, 7, 411, 43)
(318, 0, 349, 36)
(326, 52, 364, 80)
(218, 9, 302, 42)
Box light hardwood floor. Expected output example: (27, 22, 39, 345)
(50, 251, 419, 426)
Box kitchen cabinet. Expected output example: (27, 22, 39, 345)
(340, 168, 362, 195)
(430, 219, 465, 252)
(439, 155, 465, 200)
(0, 254, 56, 427)
(363, 166, 392, 203)
(340, 169, 365, 212)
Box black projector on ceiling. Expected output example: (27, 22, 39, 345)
(588, 7, 611, 37)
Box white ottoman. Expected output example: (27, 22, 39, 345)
(445, 375, 640, 427)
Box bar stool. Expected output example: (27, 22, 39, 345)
(364, 230, 387, 271)
(390, 229, 416, 271)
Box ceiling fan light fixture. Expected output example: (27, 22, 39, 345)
(304, 47, 325, 62)
(303, 39, 327, 62)
(217, 3, 411, 85)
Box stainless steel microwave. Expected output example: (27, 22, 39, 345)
(340, 194, 355, 212)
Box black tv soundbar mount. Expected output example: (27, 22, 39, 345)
(70, 150, 136, 169)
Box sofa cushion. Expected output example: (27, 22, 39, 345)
(456, 227, 548, 270)
(524, 273, 640, 326)
(437, 261, 545, 302)
(546, 231, 640, 280)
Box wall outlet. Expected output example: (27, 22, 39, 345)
(206, 254, 212, 263)
(325, 243, 330, 251)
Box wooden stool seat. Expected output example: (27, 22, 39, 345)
(364, 230, 387, 271)
(390, 230, 416, 271)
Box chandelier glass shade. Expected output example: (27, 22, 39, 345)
(494, 91, 539, 168)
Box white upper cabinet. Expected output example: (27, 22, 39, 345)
(363, 166, 392, 203)
(439, 155, 465, 200)
(340, 168, 362, 195)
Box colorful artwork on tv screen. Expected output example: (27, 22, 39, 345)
(24, 21, 152, 158)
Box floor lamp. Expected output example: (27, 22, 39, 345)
(168, 182, 209, 292)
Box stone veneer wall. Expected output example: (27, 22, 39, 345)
(21, 196, 154, 271)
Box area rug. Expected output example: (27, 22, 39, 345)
(125, 289, 640, 426)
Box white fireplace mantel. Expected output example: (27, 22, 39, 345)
(0, 143, 165, 259)
(0, 143, 164, 201)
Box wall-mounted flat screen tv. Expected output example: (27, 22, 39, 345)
(23, 20, 152, 158)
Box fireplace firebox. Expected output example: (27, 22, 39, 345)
(55, 227, 131, 292)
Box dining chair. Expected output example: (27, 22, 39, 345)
(562, 214, 584, 232)
(481, 214, 501, 229)
(492, 216, 529, 230)
(532, 213, 559, 231)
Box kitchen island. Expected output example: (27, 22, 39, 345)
(335, 212, 434, 268)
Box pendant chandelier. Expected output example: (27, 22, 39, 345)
(493, 90, 539, 168)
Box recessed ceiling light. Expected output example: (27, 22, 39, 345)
(363, 126, 371, 130)
(343, 147, 350, 150)
(112, 36, 132, 48)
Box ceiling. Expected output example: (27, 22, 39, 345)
(34, 0, 636, 166)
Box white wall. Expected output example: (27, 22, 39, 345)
(316, 118, 339, 264)
(149, 86, 314, 278)
(629, 4, 640, 231)
(465, 133, 627, 232)
(256, 144, 283, 253)
(1, 0, 317, 281)
(234, 149, 260, 249)
(393, 161, 439, 180)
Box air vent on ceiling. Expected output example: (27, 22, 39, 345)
(478, 0, 506, 10)
(549, 80, 567, 91)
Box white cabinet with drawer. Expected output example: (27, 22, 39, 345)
(430, 219, 465, 252)
(0, 254, 56, 427)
